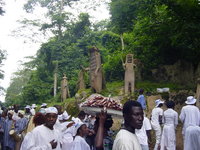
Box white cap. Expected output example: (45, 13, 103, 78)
(62, 111, 71, 120)
(45, 107, 58, 114)
(41, 103, 47, 107)
(8, 110, 14, 115)
(185, 96, 196, 105)
(74, 121, 85, 135)
(155, 99, 164, 107)
(18, 110, 25, 115)
(31, 104, 37, 108)
(25, 105, 31, 109)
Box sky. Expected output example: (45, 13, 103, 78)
(0, 0, 110, 102)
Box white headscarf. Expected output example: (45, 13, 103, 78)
(45, 107, 58, 114)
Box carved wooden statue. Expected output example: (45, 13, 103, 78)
(123, 54, 136, 95)
(61, 74, 70, 101)
(77, 66, 89, 90)
(89, 47, 103, 93)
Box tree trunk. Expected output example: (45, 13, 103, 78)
(120, 33, 124, 50)
(54, 62, 58, 97)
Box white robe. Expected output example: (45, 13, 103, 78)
(20, 125, 61, 150)
(184, 126, 200, 150)
(179, 105, 200, 135)
(160, 109, 178, 150)
(71, 136, 90, 150)
(61, 126, 74, 150)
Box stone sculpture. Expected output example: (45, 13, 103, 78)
(89, 47, 103, 93)
(123, 54, 136, 95)
(61, 74, 70, 101)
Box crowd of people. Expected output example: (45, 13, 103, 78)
(0, 91, 199, 150)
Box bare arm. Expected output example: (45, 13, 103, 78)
(95, 111, 106, 149)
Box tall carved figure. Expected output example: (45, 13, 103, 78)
(61, 74, 70, 101)
(89, 47, 103, 93)
(123, 54, 136, 95)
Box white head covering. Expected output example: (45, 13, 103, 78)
(62, 111, 71, 120)
(185, 96, 196, 105)
(41, 103, 47, 107)
(39, 108, 46, 114)
(25, 105, 31, 109)
(73, 120, 85, 136)
(45, 107, 58, 114)
(8, 110, 14, 115)
(155, 99, 164, 107)
(18, 110, 25, 115)
(31, 104, 37, 108)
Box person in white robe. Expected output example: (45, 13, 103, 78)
(151, 99, 164, 150)
(30, 104, 37, 116)
(160, 101, 178, 150)
(20, 107, 62, 150)
(184, 126, 200, 150)
(135, 117, 152, 150)
(71, 121, 90, 150)
(179, 96, 200, 136)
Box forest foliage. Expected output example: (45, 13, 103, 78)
(5, 0, 200, 106)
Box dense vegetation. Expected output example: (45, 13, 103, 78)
(5, 0, 200, 106)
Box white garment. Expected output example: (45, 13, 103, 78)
(12, 112, 20, 121)
(160, 109, 178, 150)
(184, 126, 200, 150)
(61, 131, 73, 150)
(21, 132, 33, 150)
(20, 125, 62, 150)
(179, 105, 200, 135)
(71, 136, 90, 150)
(113, 129, 142, 150)
(151, 107, 163, 125)
(30, 108, 36, 116)
(135, 117, 152, 146)
(151, 107, 163, 149)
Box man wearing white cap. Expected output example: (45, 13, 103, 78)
(30, 104, 37, 116)
(20, 107, 62, 150)
(151, 99, 164, 150)
(24, 105, 31, 120)
(179, 96, 200, 137)
(71, 120, 90, 150)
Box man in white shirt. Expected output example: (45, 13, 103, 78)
(113, 100, 144, 150)
(20, 107, 61, 150)
(135, 117, 152, 150)
(179, 96, 200, 137)
(151, 99, 164, 150)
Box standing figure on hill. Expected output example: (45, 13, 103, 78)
(179, 96, 200, 138)
(113, 100, 143, 150)
(137, 89, 146, 110)
(89, 46, 103, 93)
(123, 54, 136, 95)
(160, 101, 178, 150)
(151, 99, 164, 150)
(61, 74, 70, 101)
